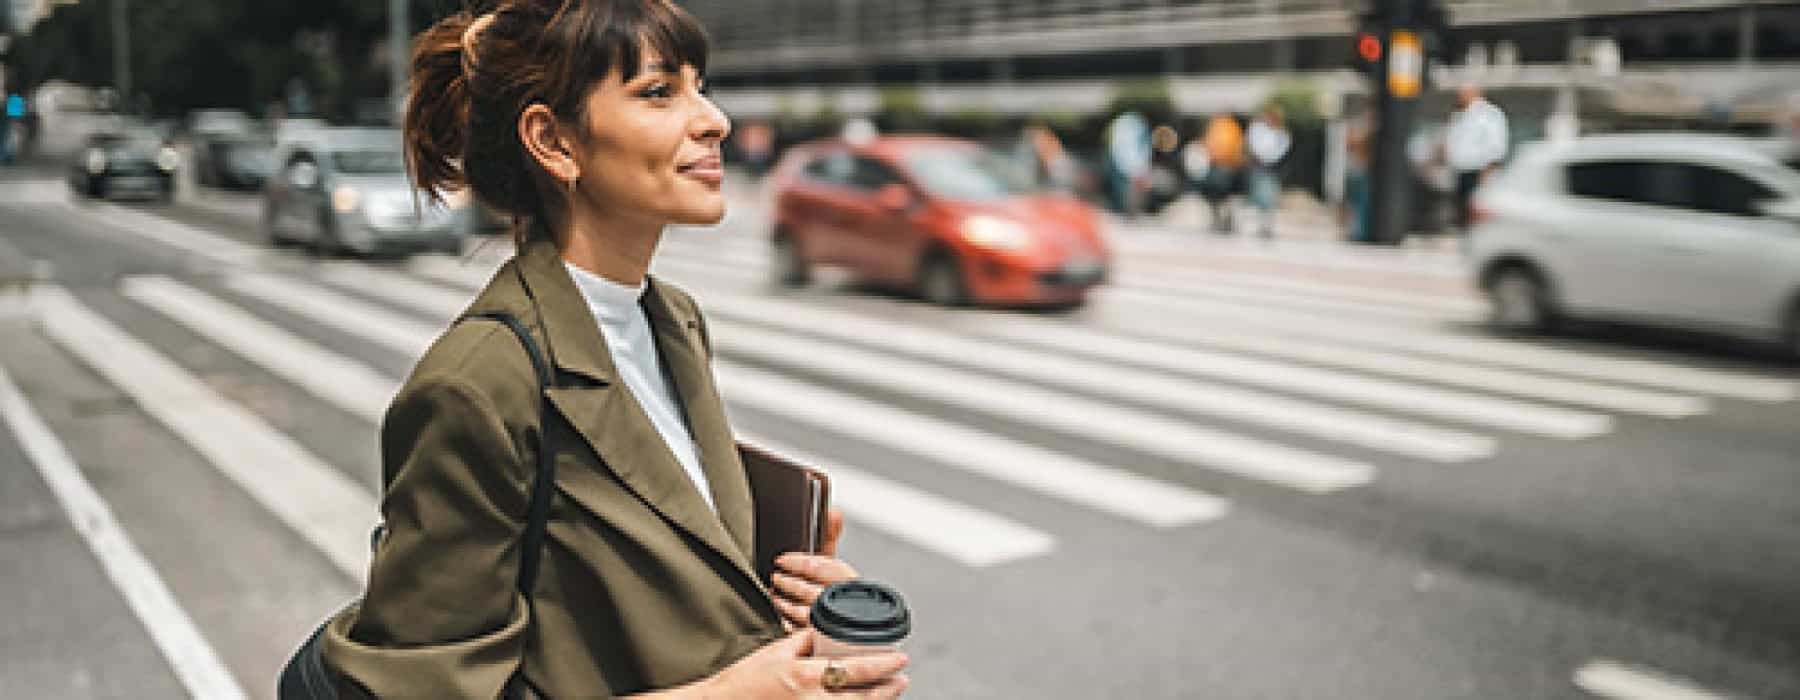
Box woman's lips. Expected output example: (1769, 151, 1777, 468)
(678, 157, 723, 185)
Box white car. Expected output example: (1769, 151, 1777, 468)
(1469, 134, 1800, 355)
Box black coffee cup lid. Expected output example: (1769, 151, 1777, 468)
(810, 579, 911, 645)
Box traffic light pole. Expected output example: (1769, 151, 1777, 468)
(1366, 0, 1429, 246)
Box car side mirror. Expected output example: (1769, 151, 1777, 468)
(875, 183, 913, 211)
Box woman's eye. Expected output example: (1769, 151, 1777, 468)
(639, 83, 673, 99)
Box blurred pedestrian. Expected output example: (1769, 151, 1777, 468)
(1107, 110, 1152, 218)
(1343, 114, 1374, 243)
(1445, 85, 1509, 232)
(1186, 113, 1245, 234)
(1246, 105, 1291, 239)
(306, 2, 908, 698)
(1017, 119, 1078, 191)
(737, 120, 775, 177)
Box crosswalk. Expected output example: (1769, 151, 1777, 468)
(7, 197, 1800, 582)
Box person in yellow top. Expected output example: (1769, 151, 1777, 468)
(1183, 113, 1246, 233)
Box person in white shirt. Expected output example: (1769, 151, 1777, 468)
(1445, 85, 1510, 230)
(1246, 105, 1292, 239)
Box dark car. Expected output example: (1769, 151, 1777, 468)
(768, 135, 1111, 308)
(195, 134, 276, 191)
(68, 132, 179, 202)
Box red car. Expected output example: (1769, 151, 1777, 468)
(766, 136, 1111, 307)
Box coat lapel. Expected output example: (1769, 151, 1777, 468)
(643, 278, 756, 565)
(507, 238, 760, 588)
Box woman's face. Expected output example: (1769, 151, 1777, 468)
(573, 52, 730, 227)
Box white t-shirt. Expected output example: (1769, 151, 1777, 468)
(564, 262, 714, 513)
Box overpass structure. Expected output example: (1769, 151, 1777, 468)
(687, 0, 1800, 122)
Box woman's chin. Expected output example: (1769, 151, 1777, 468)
(671, 201, 727, 226)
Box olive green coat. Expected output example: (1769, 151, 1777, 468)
(322, 237, 784, 698)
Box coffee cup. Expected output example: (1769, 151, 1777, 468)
(809, 579, 911, 659)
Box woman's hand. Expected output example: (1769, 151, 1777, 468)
(770, 508, 857, 630)
(696, 630, 908, 699)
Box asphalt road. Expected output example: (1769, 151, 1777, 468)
(2, 169, 1797, 699)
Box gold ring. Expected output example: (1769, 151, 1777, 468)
(821, 660, 850, 691)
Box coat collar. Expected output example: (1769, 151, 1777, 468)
(499, 236, 762, 594)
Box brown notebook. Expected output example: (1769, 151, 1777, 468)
(738, 441, 832, 585)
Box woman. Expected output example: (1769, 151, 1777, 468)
(318, 1, 909, 697)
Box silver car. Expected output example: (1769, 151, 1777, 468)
(263, 128, 470, 257)
(1470, 134, 1800, 355)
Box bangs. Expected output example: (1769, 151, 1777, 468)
(576, 0, 710, 87)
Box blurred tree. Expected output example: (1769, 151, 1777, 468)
(1264, 77, 1324, 128)
(13, 0, 464, 120)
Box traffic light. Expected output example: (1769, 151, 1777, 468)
(1350, 12, 1385, 79)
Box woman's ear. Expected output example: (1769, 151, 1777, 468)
(518, 103, 580, 184)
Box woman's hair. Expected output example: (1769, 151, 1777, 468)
(405, 0, 709, 232)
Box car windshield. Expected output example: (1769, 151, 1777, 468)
(904, 147, 1040, 200)
(97, 136, 162, 158)
(331, 149, 407, 175)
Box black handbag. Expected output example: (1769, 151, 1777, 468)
(278, 311, 560, 699)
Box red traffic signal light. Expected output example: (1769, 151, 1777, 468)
(1357, 33, 1383, 63)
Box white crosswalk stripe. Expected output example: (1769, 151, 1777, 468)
(1084, 284, 1800, 402)
(333, 258, 1491, 464)
(699, 295, 1494, 463)
(0, 361, 250, 700)
(31, 286, 375, 582)
(119, 270, 1055, 569)
(1064, 319, 1711, 418)
(121, 275, 400, 423)
(714, 321, 1377, 493)
(734, 433, 1058, 567)
(972, 318, 1614, 439)
(718, 363, 1228, 527)
(224, 271, 445, 357)
(651, 254, 1611, 441)
(1116, 263, 1486, 316)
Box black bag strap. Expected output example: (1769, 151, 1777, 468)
(459, 311, 557, 598)
(280, 311, 563, 700)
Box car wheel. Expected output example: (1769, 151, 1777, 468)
(1784, 300, 1800, 360)
(773, 233, 811, 288)
(312, 211, 340, 257)
(1486, 264, 1556, 333)
(917, 251, 970, 307)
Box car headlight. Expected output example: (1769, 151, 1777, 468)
(332, 185, 363, 214)
(959, 215, 1032, 251)
(85, 149, 108, 176)
(156, 147, 181, 173)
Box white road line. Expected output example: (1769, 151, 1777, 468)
(1022, 317, 1711, 419)
(0, 363, 250, 700)
(734, 433, 1056, 567)
(407, 254, 503, 291)
(1118, 278, 1467, 323)
(713, 321, 1376, 493)
(223, 272, 443, 358)
(120, 276, 399, 423)
(717, 363, 1229, 527)
(33, 287, 374, 581)
(1119, 263, 1486, 316)
(1573, 660, 1731, 700)
(255, 262, 1363, 492)
(1089, 286, 1799, 402)
(318, 263, 475, 320)
(700, 295, 1495, 463)
(973, 318, 1612, 439)
(73, 202, 261, 267)
(149, 267, 1066, 567)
